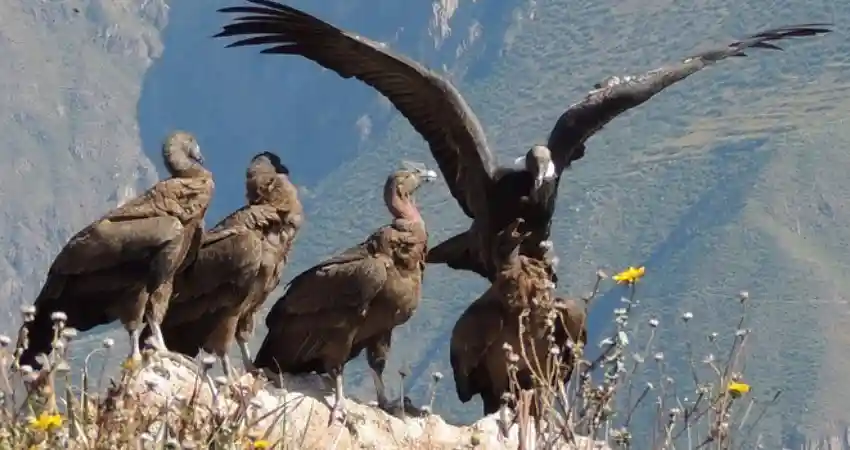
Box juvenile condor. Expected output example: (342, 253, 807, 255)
(449, 218, 588, 421)
(253, 164, 437, 424)
(213, 0, 831, 283)
(141, 151, 302, 378)
(19, 131, 213, 368)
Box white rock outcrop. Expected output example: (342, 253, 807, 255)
(132, 357, 610, 449)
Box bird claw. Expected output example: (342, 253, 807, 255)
(328, 400, 346, 427)
(498, 419, 512, 439)
(377, 395, 428, 419)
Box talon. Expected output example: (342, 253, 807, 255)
(329, 401, 346, 426)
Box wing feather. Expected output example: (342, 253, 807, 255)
(171, 226, 263, 305)
(215, 0, 495, 219)
(266, 250, 388, 326)
(450, 292, 505, 399)
(546, 24, 832, 171)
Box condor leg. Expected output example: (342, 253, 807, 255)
(366, 334, 391, 411)
(235, 311, 258, 372)
(144, 231, 189, 354)
(327, 366, 346, 426)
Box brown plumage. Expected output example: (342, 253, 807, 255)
(142, 151, 302, 379)
(253, 165, 437, 423)
(20, 131, 214, 369)
(449, 218, 587, 419)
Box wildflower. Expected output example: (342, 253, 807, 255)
(102, 338, 114, 349)
(727, 381, 751, 398)
(121, 357, 139, 371)
(682, 312, 693, 322)
(29, 413, 62, 431)
(252, 439, 271, 449)
(201, 355, 216, 370)
(612, 266, 645, 285)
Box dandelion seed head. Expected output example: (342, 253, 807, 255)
(60, 328, 78, 339)
(201, 355, 216, 369)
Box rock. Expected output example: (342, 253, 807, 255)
(130, 356, 610, 449)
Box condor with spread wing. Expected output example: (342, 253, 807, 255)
(215, 0, 831, 282)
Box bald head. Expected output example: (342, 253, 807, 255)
(514, 145, 556, 191)
(248, 151, 290, 177)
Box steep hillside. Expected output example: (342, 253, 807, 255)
(3, 0, 849, 447)
(0, 0, 162, 325)
(214, 0, 847, 447)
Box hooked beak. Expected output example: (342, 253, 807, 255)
(418, 168, 438, 182)
(534, 174, 544, 190)
(193, 142, 204, 165)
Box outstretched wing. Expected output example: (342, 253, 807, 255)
(546, 24, 833, 171)
(215, 0, 496, 220)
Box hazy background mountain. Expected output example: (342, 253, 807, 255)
(1, 0, 848, 446)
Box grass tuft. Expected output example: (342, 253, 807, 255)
(0, 268, 770, 449)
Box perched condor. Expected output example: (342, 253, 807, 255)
(20, 131, 214, 368)
(450, 218, 587, 422)
(143, 151, 302, 378)
(254, 164, 437, 424)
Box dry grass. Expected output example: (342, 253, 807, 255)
(0, 268, 772, 449)
(498, 268, 776, 450)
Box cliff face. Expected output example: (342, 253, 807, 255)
(2, 0, 850, 447)
(0, 0, 164, 325)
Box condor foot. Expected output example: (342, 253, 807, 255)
(377, 396, 429, 418)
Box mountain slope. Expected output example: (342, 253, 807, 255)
(230, 0, 847, 446)
(2, 0, 848, 447)
(0, 0, 162, 325)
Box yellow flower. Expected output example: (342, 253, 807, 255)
(121, 357, 140, 371)
(29, 413, 62, 432)
(252, 440, 271, 449)
(612, 266, 646, 285)
(727, 381, 751, 398)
